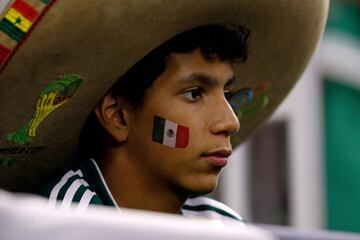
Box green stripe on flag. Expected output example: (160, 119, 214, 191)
(152, 116, 165, 144)
(0, 18, 25, 42)
(42, 0, 50, 4)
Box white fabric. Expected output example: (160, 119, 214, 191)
(184, 196, 243, 220)
(181, 209, 243, 224)
(0, 190, 275, 240)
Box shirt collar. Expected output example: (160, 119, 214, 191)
(80, 158, 120, 210)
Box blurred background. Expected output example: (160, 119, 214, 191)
(217, 0, 360, 234)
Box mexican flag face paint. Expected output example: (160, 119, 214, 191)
(152, 115, 189, 148)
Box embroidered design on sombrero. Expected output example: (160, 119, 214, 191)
(229, 83, 271, 146)
(6, 75, 82, 144)
(0, 0, 55, 70)
(229, 82, 271, 122)
(0, 157, 14, 167)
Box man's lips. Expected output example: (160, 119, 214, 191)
(201, 149, 232, 167)
(202, 149, 232, 158)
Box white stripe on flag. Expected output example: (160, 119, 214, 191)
(163, 120, 177, 147)
(60, 178, 89, 210)
(76, 190, 96, 213)
(47, 170, 83, 209)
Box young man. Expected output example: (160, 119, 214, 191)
(0, 0, 328, 222)
(38, 25, 248, 221)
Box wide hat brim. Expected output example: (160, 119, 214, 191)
(0, 0, 328, 191)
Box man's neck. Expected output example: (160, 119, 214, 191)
(97, 152, 188, 214)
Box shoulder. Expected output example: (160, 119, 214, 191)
(182, 196, 245, 222)
(36, 167, 104, 212)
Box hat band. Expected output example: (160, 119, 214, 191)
(0, 0, 56, 73)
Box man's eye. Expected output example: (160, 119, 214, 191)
(183, 88, 203, 101)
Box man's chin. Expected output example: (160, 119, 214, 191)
(186, 178, 219, 195)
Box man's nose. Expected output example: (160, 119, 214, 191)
(209, 97, 240, 136)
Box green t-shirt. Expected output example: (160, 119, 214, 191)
(36, 159, 244, 222)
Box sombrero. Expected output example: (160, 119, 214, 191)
(0, 0, 328, 191)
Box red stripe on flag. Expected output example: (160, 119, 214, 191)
(12, 0, 39, 22)
(175, 125, 189, 148)
(0, 45, 11, 65)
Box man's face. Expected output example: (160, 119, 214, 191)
(126, 49, 240, 195)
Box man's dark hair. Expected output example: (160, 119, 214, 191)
(77, 24, 249, 161)
(111, 24, 249, 107)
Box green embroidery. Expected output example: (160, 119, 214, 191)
(0, 157, 14, 167)
(0, 146, 45, 155)
(6, 122, 32, 144)
(236, 94, 269, 122)
(6, 75, 82, 144)
(229, 83, 271, 122)
(230, 83, 271, 146)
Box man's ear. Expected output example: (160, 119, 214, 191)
(94, 93, 131, 143)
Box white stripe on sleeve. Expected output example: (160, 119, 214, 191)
(76, 189, 96, 213)
(60, 178, 89, 210)
(47, 170, 83, 209)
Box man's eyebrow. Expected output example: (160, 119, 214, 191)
(179, 73, 236, 88)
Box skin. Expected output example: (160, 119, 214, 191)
(95, 49, 240, 214)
